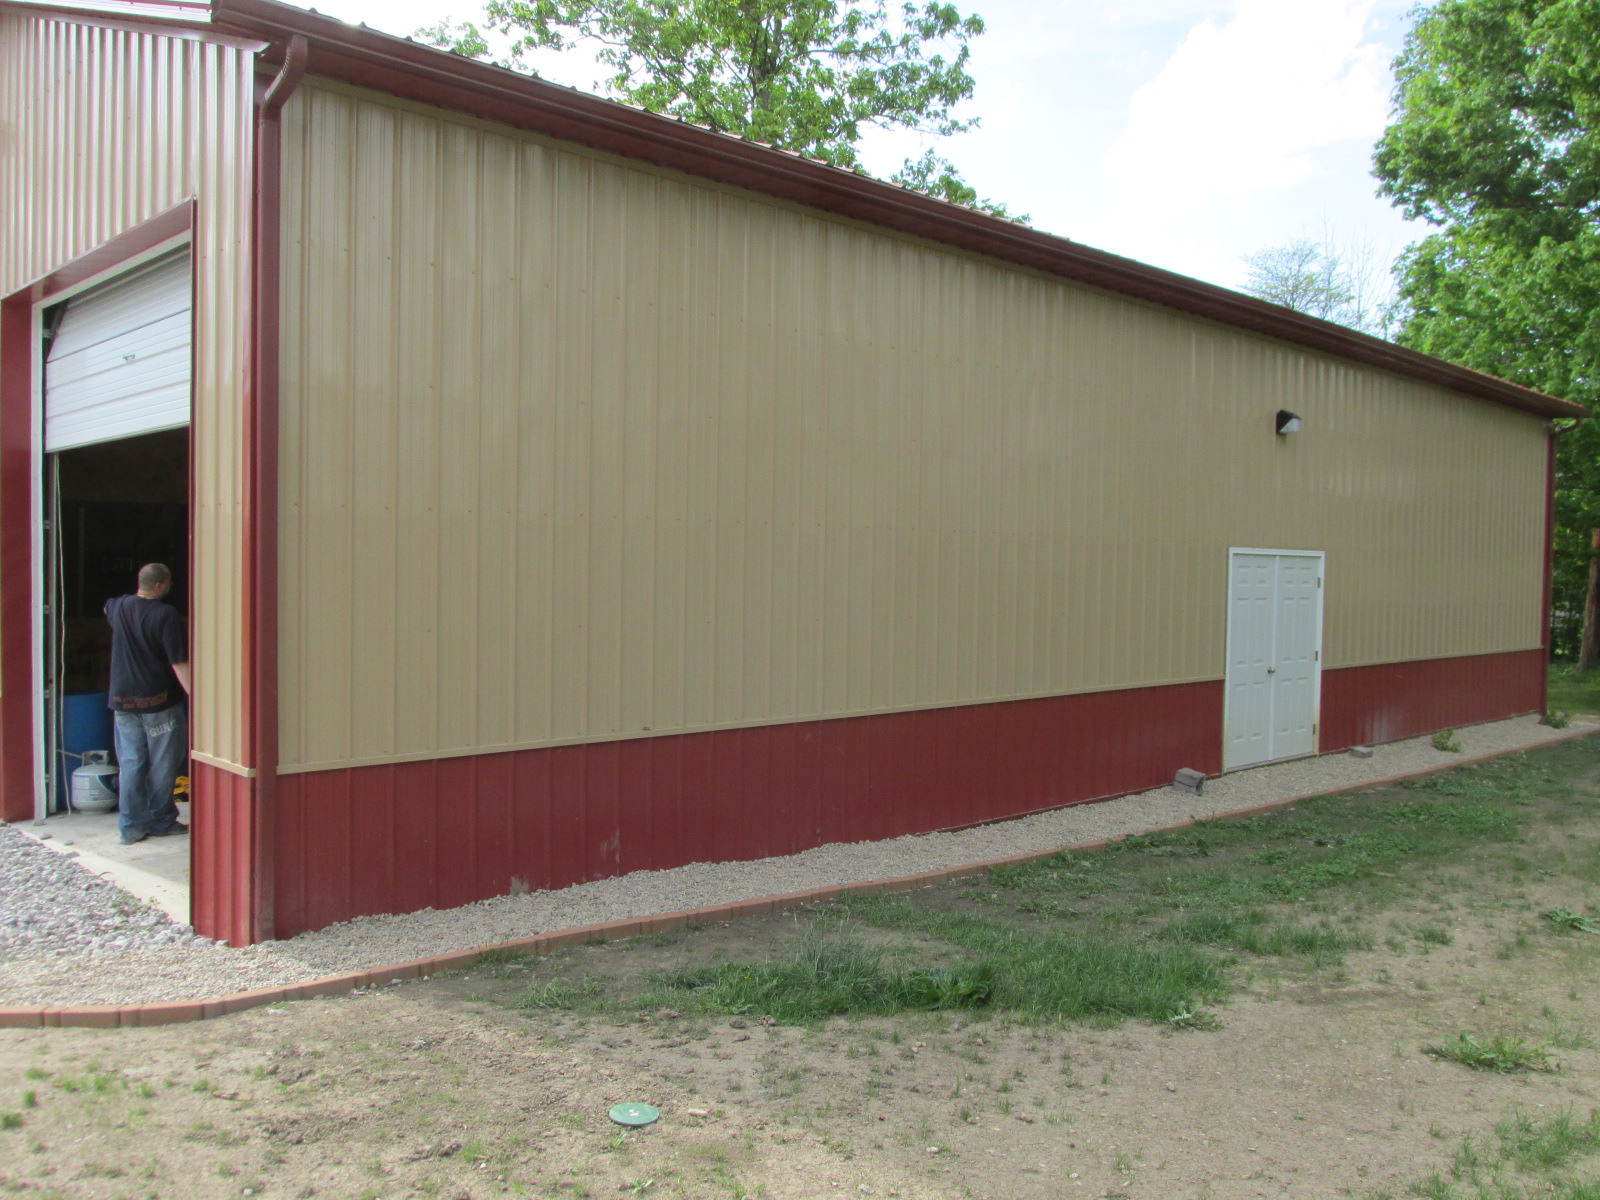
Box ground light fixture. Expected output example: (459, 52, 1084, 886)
(1276, 409, 1303, 435)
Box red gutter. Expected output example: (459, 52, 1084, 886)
(244, 32, 306, 943)
(202, 0, 1584, 423)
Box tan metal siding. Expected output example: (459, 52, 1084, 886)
(0, 13, 255, 768)
(277, 81, 1548, 773)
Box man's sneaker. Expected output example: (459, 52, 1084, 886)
(149, 823, 188, 837)
(119, 831, 148, 846)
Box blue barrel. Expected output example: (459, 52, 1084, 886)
(58, 692, 115, 813)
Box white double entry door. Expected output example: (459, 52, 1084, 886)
(1224, 549, 1324, 771)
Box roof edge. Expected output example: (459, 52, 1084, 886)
(209, 0, 1585, 422)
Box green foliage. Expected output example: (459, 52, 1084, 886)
(890, 148, 1026, 222)
(515, 975, 604, 1011)
(1542, 908, 1600, 936)
(1432, 728, 1464, 753)
(1544, 709, 1574, 729)
(1425, 1031, 1557, 1074)
(421, 0, 1019, 217)
(648, 933, 995, 1021)
(1374, 0, 1600, 657)
(647, 919, 1221, 1024)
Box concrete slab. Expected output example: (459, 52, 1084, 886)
(14, 809, 190, 925)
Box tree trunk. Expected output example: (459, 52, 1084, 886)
(1580, 528, 1600, 672)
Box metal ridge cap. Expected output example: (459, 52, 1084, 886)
(212, 0, 1585, 423)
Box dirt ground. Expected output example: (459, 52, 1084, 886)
(3, 765, 1600, 1200)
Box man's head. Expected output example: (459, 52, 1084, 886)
(137, 562, 172, 598)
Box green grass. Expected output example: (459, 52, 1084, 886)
(641, 921, 1221, 1024)
(488, 741, 1594, 1033)
(1547, 664, 1600, 717)
(1384, 1106, 1600, 1199)
(1424, 1032, 1557, 1074)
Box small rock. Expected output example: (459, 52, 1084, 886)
(685, 1108, 710, 1118)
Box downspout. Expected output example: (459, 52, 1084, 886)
(247, 34, 307, 945)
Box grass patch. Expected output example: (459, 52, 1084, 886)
(1425, 1032, 1557, 1075)
(644, 919, 1223, 1025)
(1389, 1106, 1600, 1199)
(1547, 664, 1600, 717)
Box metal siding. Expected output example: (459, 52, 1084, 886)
(1321, 649, 1545, 751)
(189, 759, 254, 947)
(271, 677, 1224, 938)
(277, 80, 1550, 774)
(0, 12, 255, 770)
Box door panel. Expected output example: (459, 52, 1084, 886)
(1225, 550, 1323, 770)
(1226, 554, 1276, 769)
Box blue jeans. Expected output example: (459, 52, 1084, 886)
(114, 705, 187, 839)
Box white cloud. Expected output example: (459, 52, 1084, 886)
(1103, 0, 1391, 200)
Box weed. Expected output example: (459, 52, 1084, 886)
(1424, 1032, 1556, 1074)
(474, 948, 530, 967)
(1541, 710, 1572, 729)
(0, 1113, 22, 1131)
(1165, 1006, 1221, 1031)
(1432, 729, 1463, 753)
(1543, 908, 1600, 936)
(21, 1091, 36, 1109)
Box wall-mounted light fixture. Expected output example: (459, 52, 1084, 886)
(1276, 409, 1303, 435)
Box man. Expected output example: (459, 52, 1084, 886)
(105, 562, 190, 845)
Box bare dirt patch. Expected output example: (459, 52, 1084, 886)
(4, 741, 1600, 1199)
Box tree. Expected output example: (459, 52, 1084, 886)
(421, 0, 1023, 220)
(1240, 239, 1390, 336)
(1372, 0, 1600, 665)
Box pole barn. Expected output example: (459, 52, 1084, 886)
(0, 0, 1585, 946)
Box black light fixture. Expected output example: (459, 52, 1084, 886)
(1276, 409, 1303, 435)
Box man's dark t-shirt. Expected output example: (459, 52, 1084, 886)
(105, 595, 186, 713)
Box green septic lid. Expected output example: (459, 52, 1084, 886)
(609, 1103, 660, 1128)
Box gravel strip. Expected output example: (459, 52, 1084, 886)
(0, 713, 1589, 1006)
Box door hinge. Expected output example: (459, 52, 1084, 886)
(1314, 650, 1319, 662)
(1317, 576, 1322, 588)
(1313, 723, 1318, 734)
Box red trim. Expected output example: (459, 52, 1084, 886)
(272, 681, 1225, 938)
(1320, 649, 1544, 752)
(0, 296, 34, 824)
(189, 761, 255, 946)
(201, 0, 1583, 423)
(0, 204, 195, 825)
(263, 650, 1548, 941)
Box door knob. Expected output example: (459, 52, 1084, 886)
(1267, 667, 1276, 674)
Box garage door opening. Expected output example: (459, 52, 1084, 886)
(28, 248, 193, 922)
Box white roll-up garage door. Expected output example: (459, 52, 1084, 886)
(44, 251, 192, 453)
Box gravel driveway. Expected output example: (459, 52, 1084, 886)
(0, 713, 1589, 1006)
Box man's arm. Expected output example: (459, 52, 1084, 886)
(172, 661, 191, 695)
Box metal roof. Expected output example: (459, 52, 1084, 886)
(7, 0, 1586, 421)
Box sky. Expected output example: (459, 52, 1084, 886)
(278, 0, 1427, 295)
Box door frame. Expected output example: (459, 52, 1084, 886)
(1222, 547, 1326, 772)
(0, 204, 193, 825)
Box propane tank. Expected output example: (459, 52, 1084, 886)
(70, 750, 119, 814)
